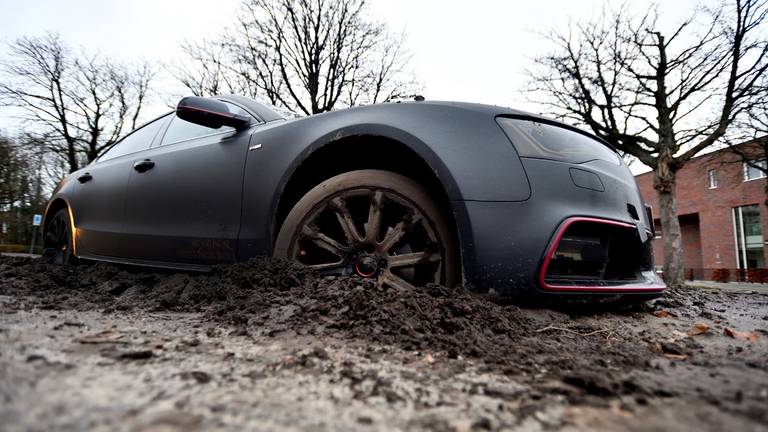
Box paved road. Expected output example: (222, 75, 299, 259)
(687, 280, 768, 293)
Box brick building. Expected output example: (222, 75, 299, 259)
(635, 136, 768, 280)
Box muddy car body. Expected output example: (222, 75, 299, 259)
(43, 95, 665, 297)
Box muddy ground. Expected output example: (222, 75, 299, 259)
(0, 256, 767, 431)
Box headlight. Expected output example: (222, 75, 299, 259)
(496, 117, 620, 165)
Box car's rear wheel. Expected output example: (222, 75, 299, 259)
(274, 170, 460, 289)
(42, 208, 75, 264)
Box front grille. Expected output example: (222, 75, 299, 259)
(540, 218, 655, 289)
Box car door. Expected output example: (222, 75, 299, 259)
(120, 101, 256, 265)
(70, 115, 170, 258)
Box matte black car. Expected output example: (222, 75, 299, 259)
(43, 95, 665, 297)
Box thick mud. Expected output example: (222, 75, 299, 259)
(1, 255, 767, 431)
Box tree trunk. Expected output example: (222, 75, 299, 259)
(86, 148, 98, 164)
(66, 140, 79, 173)
(653, 166, 684, 288)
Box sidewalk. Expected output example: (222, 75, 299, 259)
(686, 280, 768, 293)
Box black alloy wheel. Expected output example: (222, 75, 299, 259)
(274, 170, 460, 290)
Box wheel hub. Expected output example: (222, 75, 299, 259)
(354, 253, 380, 278)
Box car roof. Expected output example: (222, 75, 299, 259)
(218, 95, 614, 151)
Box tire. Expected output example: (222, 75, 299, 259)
(274, 169, 460, 289)
(42, 208, 76, 264)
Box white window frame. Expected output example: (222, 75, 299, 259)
(707, 169, 718, 189)
(732, 204, 764, 269)
(743, 159, 767, 182)
(733, 206, 746, 268)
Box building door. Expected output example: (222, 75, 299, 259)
(732, 204, 765, 269)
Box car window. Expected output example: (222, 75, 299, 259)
(161, 101, 251, 146)
(99, 116, 167, 162)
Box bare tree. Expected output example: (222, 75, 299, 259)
(173, 39, 262, 99)
(720, 84, 768, 201)
(343, 32, 417, 106)
(528, 0, 768, 287)
(717, 134, 768, 202)
(0, 33, 155, 173)
(0, 135, 30, 211)
(173, 0, 418, 115)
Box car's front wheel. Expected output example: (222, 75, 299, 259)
(274, 170, 460, 289)
(42, 208, 75, 264)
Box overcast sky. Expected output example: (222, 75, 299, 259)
(0, 0, 703, 174)
(0, 0, 702, 107)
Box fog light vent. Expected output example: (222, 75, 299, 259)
(541, 218, 654, 289)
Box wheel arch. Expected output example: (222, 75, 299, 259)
(42, 197, 78, 256)
(43, 198, 70, 232)
(271, 128, 469, 281)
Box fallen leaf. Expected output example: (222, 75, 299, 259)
(654, 310, 673, 318)
(610, 400, 635, 418)
(77, 329, 128, 344)
(688, 322, 710, 336)
(663, 353, 688, 361)
(724, 327, 759, 342)
(667, 330, 689, 343)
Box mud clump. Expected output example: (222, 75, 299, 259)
(0, 255, 656, 377)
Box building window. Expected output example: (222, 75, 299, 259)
(732, 204, 765, 269)
(708, 169, 718, 189)
(743, 160, 767, 181)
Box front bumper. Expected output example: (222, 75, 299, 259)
(453, 157, 666, 297)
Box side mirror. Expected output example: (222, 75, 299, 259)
(176, 96, 251, 130)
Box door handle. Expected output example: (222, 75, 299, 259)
(77, 173, 92, 183)
(133, 159, 155, 173)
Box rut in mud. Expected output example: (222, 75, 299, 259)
(1, 255, 767, 426)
